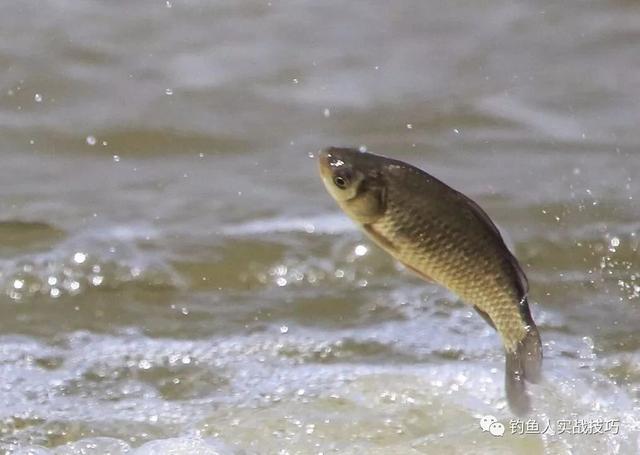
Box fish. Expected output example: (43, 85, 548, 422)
(317, 146, 542, 416)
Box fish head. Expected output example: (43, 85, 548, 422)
(317, 147, 387, 224)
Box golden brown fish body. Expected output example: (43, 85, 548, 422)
(318, 147, 542, 415)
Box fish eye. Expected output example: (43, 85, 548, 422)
(333, 173, 350, 189)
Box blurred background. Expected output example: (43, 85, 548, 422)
(0, 1, 638, 453)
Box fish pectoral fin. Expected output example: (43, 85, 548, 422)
(362, 224, 396, 251)
(400, 262, 436, 284)
(473, 305, 496, 330)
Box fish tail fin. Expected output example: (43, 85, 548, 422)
(504, 325, 543, 416)
(521, 324, 543, 384)
(505, 348, 530, 416)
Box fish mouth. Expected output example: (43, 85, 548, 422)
(318, 146, 353, 175)
(317, 147, 336, 179)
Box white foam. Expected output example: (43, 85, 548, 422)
(133, 437, 234, 455)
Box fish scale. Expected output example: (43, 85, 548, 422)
(373, 197, 527, 351)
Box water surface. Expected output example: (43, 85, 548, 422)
(0, 1, 639, 454)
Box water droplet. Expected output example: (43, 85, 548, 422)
(165, 88, 173, 95)
(29, 139, 35, 145)
(292, 78, 299, 84)
(358, 145, 368, 153)
(276, 277, 287, 287)
(354, 245, 368, 256)
(611, 237, 620, 248)
(198, 152, 204, 158)
(34, 93, 42, 102)
(73, 252, 87, 264)
(86, 135, 96, 146)
(102, 141, 108, 146)
(113, 155, 121, 162)
(307, 151, 315, 158)
(165, 0, 172, 7)
(13, 279, 24, 289)
(48, 276, 58, 286)
(453, 128, 460, 134)
(280, 325, 289, 334)
(323, 108, 331, 118)
(406, 123, 413, 129)
(50, 288, 61, 298)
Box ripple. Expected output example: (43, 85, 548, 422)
(0, 221, 66, 255)
(0, 224, 181, 302)
(222, 213, 354, 236)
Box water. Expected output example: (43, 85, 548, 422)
(1, 1, 639, 453)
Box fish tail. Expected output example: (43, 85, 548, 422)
(504, 325, 543, 416)
(521, 324, 543, 383)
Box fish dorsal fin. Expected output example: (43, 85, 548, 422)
(452, 190, 529, 298)
(453, 191, 504, 243)
(510, 252, 529, 297)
